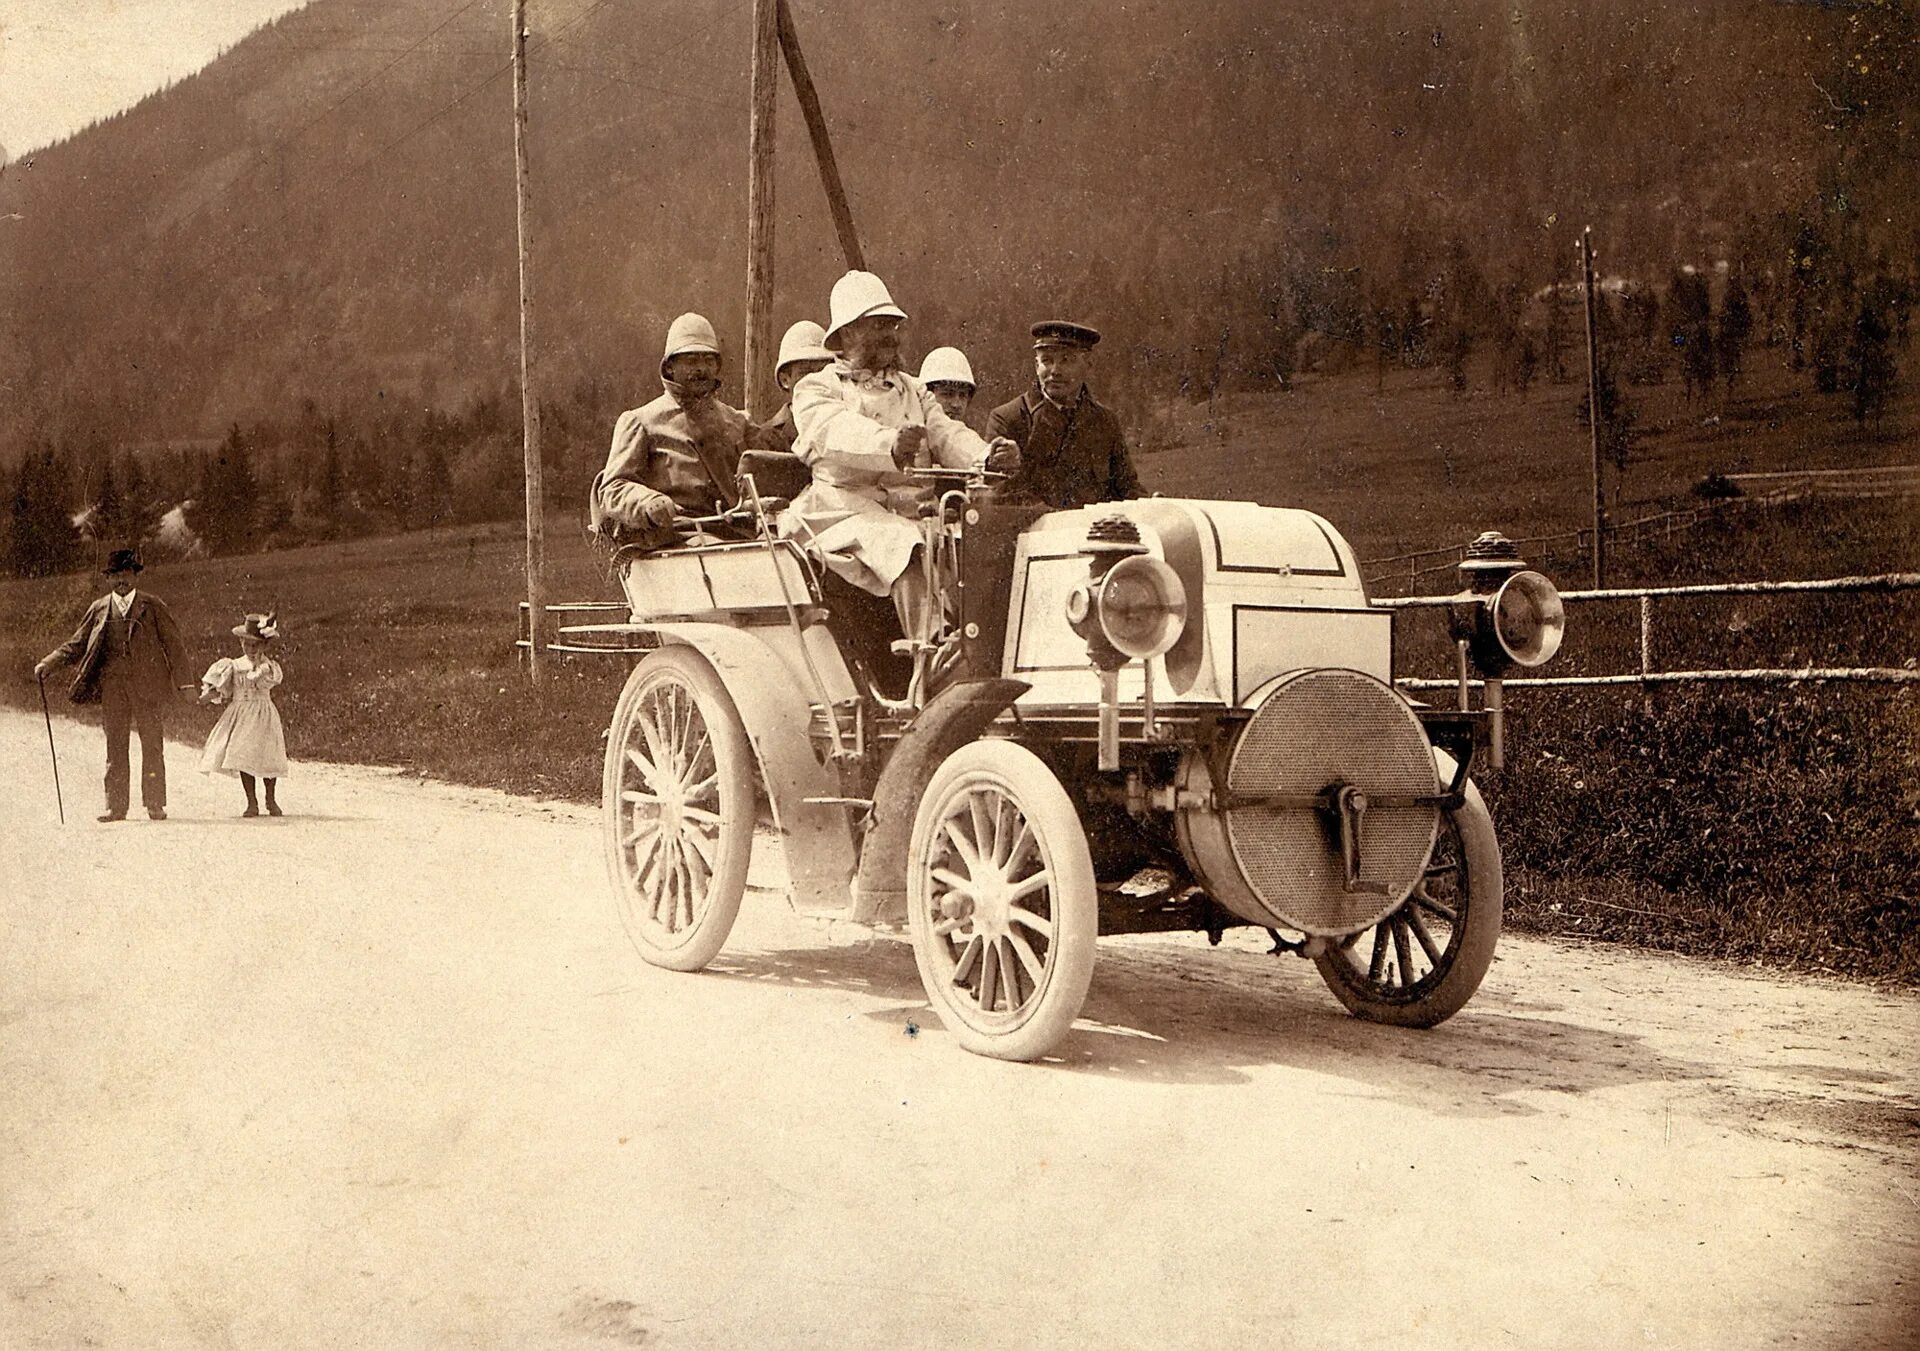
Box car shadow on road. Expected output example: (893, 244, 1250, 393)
(707, 935, 1711, 1113)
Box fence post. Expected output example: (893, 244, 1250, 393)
(1639, 594, 1654, 716)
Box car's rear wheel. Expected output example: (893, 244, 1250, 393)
(603, 647, 755, 972)
(907, 740, 1097, 1061)
(1313, 778, 1502, 1027)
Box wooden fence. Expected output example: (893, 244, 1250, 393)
(1361, 462, 1920, 596)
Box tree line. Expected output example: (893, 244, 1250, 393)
(4, 221, 1910, 581)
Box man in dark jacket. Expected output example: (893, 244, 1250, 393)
(34, 548, 189, 821)
(987, 320, 1142, 509)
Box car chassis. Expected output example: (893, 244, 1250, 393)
(562, 461, 1565, 1060)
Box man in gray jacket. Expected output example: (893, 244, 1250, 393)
(34, 548, 189, 821)
(590, 313, 763, 551)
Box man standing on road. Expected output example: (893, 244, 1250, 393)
(785, 271, 1020, 639)
(590, 313, 761, 551)
(33, 547, 189, 822)
(988, 320, 1142, 509)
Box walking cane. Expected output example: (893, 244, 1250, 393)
(37, 673, 65, 825)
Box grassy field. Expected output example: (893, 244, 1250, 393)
(4, 346, 1915, 979)
(1140, 344, 1917, 562)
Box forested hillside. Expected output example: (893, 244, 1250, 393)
(0, 0, 1912, 567)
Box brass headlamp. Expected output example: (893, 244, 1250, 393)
(1445, 532, 1566, 768)
(1067, 516, 1188, 769)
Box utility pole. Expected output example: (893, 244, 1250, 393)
(744, 0, 779, 420)
(777, 0, 864, 271)
(512, 0, 546, 681)
(1581, 226, 1606, 591)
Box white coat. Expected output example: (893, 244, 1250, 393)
(780, 360, 991, 595)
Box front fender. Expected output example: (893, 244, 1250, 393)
(848, 677, 1030, 925)
(646, 623, 857, 914)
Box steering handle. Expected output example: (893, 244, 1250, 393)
(904, 465, 1008, 483)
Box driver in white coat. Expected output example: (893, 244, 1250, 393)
(784, 271, 1020, 639)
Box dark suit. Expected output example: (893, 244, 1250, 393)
(42, 591, 188, 814)
(756, 403, 799, 455)
(986, 386, 1142, 509)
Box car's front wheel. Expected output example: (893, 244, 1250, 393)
(907, 740, 1097, 1061)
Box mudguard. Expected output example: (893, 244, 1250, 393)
(644, 622, 857, 913)
(848, 677, 1030, 925)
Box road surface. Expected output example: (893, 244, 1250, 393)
(2, 708, 1916, 1348)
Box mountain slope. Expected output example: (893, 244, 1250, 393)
(0, 0, 1895, 449)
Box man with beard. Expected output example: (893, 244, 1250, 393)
(988, 320, 1142, 509)
(784, 271, 1021, 642)
(590, 312, 759, 550)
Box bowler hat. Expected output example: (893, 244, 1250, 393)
(102, 548, 144, 575)
(1032, 320, 1101, 349)
(232, 612, 280, 642)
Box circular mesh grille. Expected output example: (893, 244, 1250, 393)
(1223, 669, 1439, 935)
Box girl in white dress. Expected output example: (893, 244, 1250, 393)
(198, 613, 289, 817)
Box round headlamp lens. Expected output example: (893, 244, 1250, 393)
(1096, 555, 1188, 660)
(1492, 570, 1565, 667)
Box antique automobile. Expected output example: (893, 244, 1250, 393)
(560, 455, 1565, 1061)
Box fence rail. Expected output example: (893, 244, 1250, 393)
(1388, 572, 1920, 693)
(1360, 487, 1806, 593)
(1360, 463, 1920, 594)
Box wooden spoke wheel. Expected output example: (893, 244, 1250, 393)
(907, 741, 1096, 1061)
(602, 647, 755, 972)
(1313, 776, 1503, 1028)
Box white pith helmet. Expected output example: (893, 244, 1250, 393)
(776, 320, 833, 375)
(823, 270, 907, 347)
(918, 346, 976, 389)
(660, 312, 721, 376)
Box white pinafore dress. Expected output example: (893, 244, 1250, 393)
(197, 656, 290, 777)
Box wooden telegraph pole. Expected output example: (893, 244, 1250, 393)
(1581, 226, 1606, 591)
(777, 0, 865, 271)
(744, 0, 780, 420)
(513, 0, 546, 681)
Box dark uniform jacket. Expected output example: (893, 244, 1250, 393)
(44, 592, 188, 706)
(757, 403, 798, 455)
(986, 386, 1142, 509)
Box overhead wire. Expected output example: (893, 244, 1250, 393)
(275, 0, 496, 149)
(525, 13, 1279, 239)
(155, 0, 635, 295)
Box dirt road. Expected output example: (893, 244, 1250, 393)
(2, 707, 1916, 1349)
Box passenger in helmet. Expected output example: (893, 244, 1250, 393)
(989, 320, 1142, 509)
(758, 320, 835, 454)
(590, 312, 762, 550)
(782, 272, 1021, 641)
(917, 346, 979, 430)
